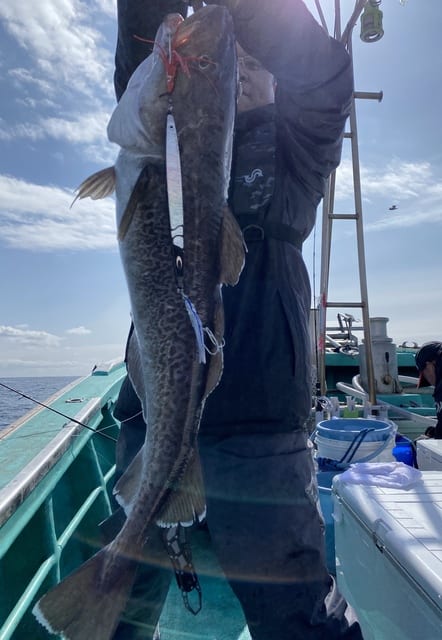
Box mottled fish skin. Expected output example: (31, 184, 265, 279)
(33, 7, 243, 640)
(114, 3, 241, 525)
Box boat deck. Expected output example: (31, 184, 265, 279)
(0, 363, 254, 639)
(0, 363, 126, 640)
(160, 527, 251, 640)
(0, 361, 125, 496)
(0, 357, 436, 639)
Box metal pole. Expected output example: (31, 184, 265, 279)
(319, 171, 337, 395)
(347, 38, 377, 404)
(314, 0, 329, 34)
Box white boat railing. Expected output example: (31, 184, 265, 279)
(336, 375, 437, 429)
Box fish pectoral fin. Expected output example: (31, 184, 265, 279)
(219, 205, 246, 286)
(33, 545, 137, 640)
(113, 447, 144, 516)
(117, 164, 151, 241)
(71, 166, 116, 207)
(156, 450, 206, 528)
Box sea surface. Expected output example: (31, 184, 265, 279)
(0, 377, 78, 430)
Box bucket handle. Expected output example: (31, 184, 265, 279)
(310, 427, 375, 462)
(312, 426, 395, 470)
(340, 428, 375, 464)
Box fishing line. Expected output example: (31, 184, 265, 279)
(0, 381, 117, 442)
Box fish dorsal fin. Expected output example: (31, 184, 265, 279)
(118, 165, 151, 241)
(71, 166, 116, 207)
(219, 206, 246, 286)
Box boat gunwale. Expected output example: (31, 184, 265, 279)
(0, 360, 126, 530)
(0, 397, 103, 529)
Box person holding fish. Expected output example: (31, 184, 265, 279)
(109, 1, 363, 639)
(33, 1, 363, 639)
(110, 0, 364, 638)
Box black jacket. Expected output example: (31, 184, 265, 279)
(431, 381, 442, 438)
(115, 0, 353, 434)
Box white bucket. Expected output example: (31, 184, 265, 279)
(315, 418, 396, 464)
(315, 434, 395, 463)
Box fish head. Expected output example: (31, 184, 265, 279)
(107, 14, 184, 157)
(170, 5, 237, 112)
(168, 5, 238, 193)
(108, 5, 237, 189)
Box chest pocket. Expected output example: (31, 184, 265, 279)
(230, 121, 276, 220)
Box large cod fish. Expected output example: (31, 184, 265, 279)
(33, 6, 244, 639)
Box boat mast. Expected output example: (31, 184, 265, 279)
(316, 0, 384, 405)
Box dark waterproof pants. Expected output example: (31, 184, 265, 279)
(109, 380, 363, 640)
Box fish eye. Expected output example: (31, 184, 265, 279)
(198, 56, 214, 70)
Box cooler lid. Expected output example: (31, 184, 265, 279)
(417, 439, 442, 461)
(333, 471, 442, 610)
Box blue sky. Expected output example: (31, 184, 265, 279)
(0, 0, 441, 377)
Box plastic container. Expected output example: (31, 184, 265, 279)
(416, 439, 442, 470)
(392, 434, 415, 467)
(315, 434, 391, 463)
(333, 472, 442, 640)
(317, 470, 341, 575)
(315, 418, 396, 464)
(317, 418, 393, 442)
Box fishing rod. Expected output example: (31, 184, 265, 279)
(0, 381, 117, 442)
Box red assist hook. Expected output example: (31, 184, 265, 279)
(133, 20, 216, 96)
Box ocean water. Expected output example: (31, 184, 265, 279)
(0, 377, 78, 430)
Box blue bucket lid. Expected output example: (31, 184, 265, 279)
(317, 418, 393, 442)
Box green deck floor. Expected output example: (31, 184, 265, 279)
(160, 528, 252, 640)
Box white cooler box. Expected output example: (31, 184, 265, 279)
(332, 471, 442, 640)
(417, 439, 442, 470)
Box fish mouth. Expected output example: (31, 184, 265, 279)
(164, 13, 184, 33)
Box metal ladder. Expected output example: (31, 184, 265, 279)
(315, 1, 384, 405)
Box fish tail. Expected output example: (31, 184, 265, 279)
(33, 545, 137, 640)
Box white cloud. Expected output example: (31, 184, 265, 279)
(0, 174, 117, 251)
(66, 326, 92, 335)
(0, 325, 62, 347)
(0, 119, 117, 165)
(42, 112, 111, 144)
(0, 344, 124, 377)
(0, 1, 115, 99)
(93, 0, 117, 18)
(15, 95, 58, 110)
(8, 67, 53, 94)
(0, 1, 116, 160)
(0, 107, 113, 149)
(0, 357, 88, 377)
(334, 158, 442, 231)
(335, 158, 434, 201)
